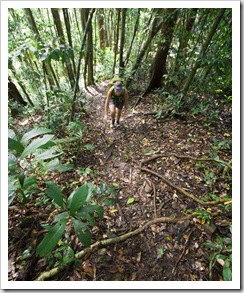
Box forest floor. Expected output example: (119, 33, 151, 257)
(8, 80, 232, 282)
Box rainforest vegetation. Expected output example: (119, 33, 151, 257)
(8, 8, 233, 282)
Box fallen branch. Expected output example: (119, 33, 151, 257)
(136, 166, 231, 206)
(35, 212, 217, 281)
(140, 153, 232, 169)
(172, 230, 193, 276)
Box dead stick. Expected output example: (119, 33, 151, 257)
(136, 165, 231, 206)
(172, 230, 193, 275)
(145, 177, 157, 219)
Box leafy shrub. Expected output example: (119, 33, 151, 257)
(36, 182, 118, 257)
(8, 127, 73, 205)
(202, 226, 232, 281)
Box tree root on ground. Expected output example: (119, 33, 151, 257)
(140, 153, 232, 170)
(35, 211, 220, 281)
(136, 165, 231, 206)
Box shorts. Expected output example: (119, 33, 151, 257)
(109, 98, 124, 109)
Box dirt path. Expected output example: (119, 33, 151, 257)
(8, 82, 232, 282)
(69, 83, 232, 281)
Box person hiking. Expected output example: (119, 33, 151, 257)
(103, 80, 129, 128)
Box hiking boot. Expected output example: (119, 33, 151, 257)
(110, 119, 115, 128)
(116, 120, 120, 126)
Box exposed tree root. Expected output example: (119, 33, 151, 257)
(136, 165, 231, 206)
(140, 153, 232, 170)
(35, 211, 220, 281)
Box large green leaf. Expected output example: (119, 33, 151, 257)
(8, 129, 16, 139)
(36, 219, 67, 257)
(20, 134, 54, 159)
(45, 181, 64, 208)
(34, 147, 62, 161)
(68, 184, 88, 215)
(223, 266, 232, 281)
(72, 218, 91, 247)
(21, 127, 52, 145)
(8, 138, 24, 153)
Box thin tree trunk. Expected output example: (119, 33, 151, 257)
(126, 9, 164, 88)
(63, 8, 76, 76)
(173, 8, 198, 72)
(113, 9, 121, 75)
(125, 8, 141, 66)
(71, 8, 95, 121)
(182, 8, 226, 95)
(97, 10, 106, 49)
(51, 8, 75, 88)
(119, 8, 127, 76)
(8, 78, 27, 106)
(24, 8, 59, 89)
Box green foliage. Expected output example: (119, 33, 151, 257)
(195, 208, 212, 224)
(202, 226, 232, 281)
(8, 127, 73, 206)
(36, 182, 118, 257)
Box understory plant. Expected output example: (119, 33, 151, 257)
(8, 127, 73, 206)
(36, 182, 118, 258)
(202, 226, 232, 281)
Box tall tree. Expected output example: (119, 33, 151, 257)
(143, 9, 178, 95)
(8, 78, 27, 106)
(62, 8, 76, 75)
(51, 8, 75, 88)
(113, 9, 121, 75)
(97, 9, 106, 49)
(119, 8, 127, 76)
(125, 8, 141, 66)
(173, 8, 198, 73)
(24, 8, 59, 90)
(182, 8, 226, 95)
(80, 8, 95, 87)
(126, 8, 164, 88)
(71, 8, 95, 120)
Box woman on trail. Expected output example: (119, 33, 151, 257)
(103, 81, 129, 128)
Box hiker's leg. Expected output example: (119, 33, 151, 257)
(116, 108, 122, 124)
(109, 104, 116, 125)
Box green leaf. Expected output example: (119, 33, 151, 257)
(23, 176, 37, 188)
(36, 220, 67, 257)
(20, 134, 54, 159)
(127, 197, 135, 204)
(202, 242, 220, 250)
(55, 163, 74, 172)
(18, 173, 25, 188)
(8, 154, 18, 172)
(8, 137, 24, 153)
(72, 218, 91, 247)
(63, 246, 75, 264)
(45, 181, 64, 208)
(34, 147, 62, 161)
(83, 144, 95, 150)
(53, 212, 69, 223)
(45, 158, 60, 171)
(68, 184, 88, 215)
(21, 127, 52, 145)
(103, 198, 119, 206)
(8, 129, 17, 140)
(223, 266, 232, 281)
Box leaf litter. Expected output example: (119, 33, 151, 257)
(8, 81, 232, 281)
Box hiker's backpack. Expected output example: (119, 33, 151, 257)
(107, 77, 125, 91)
